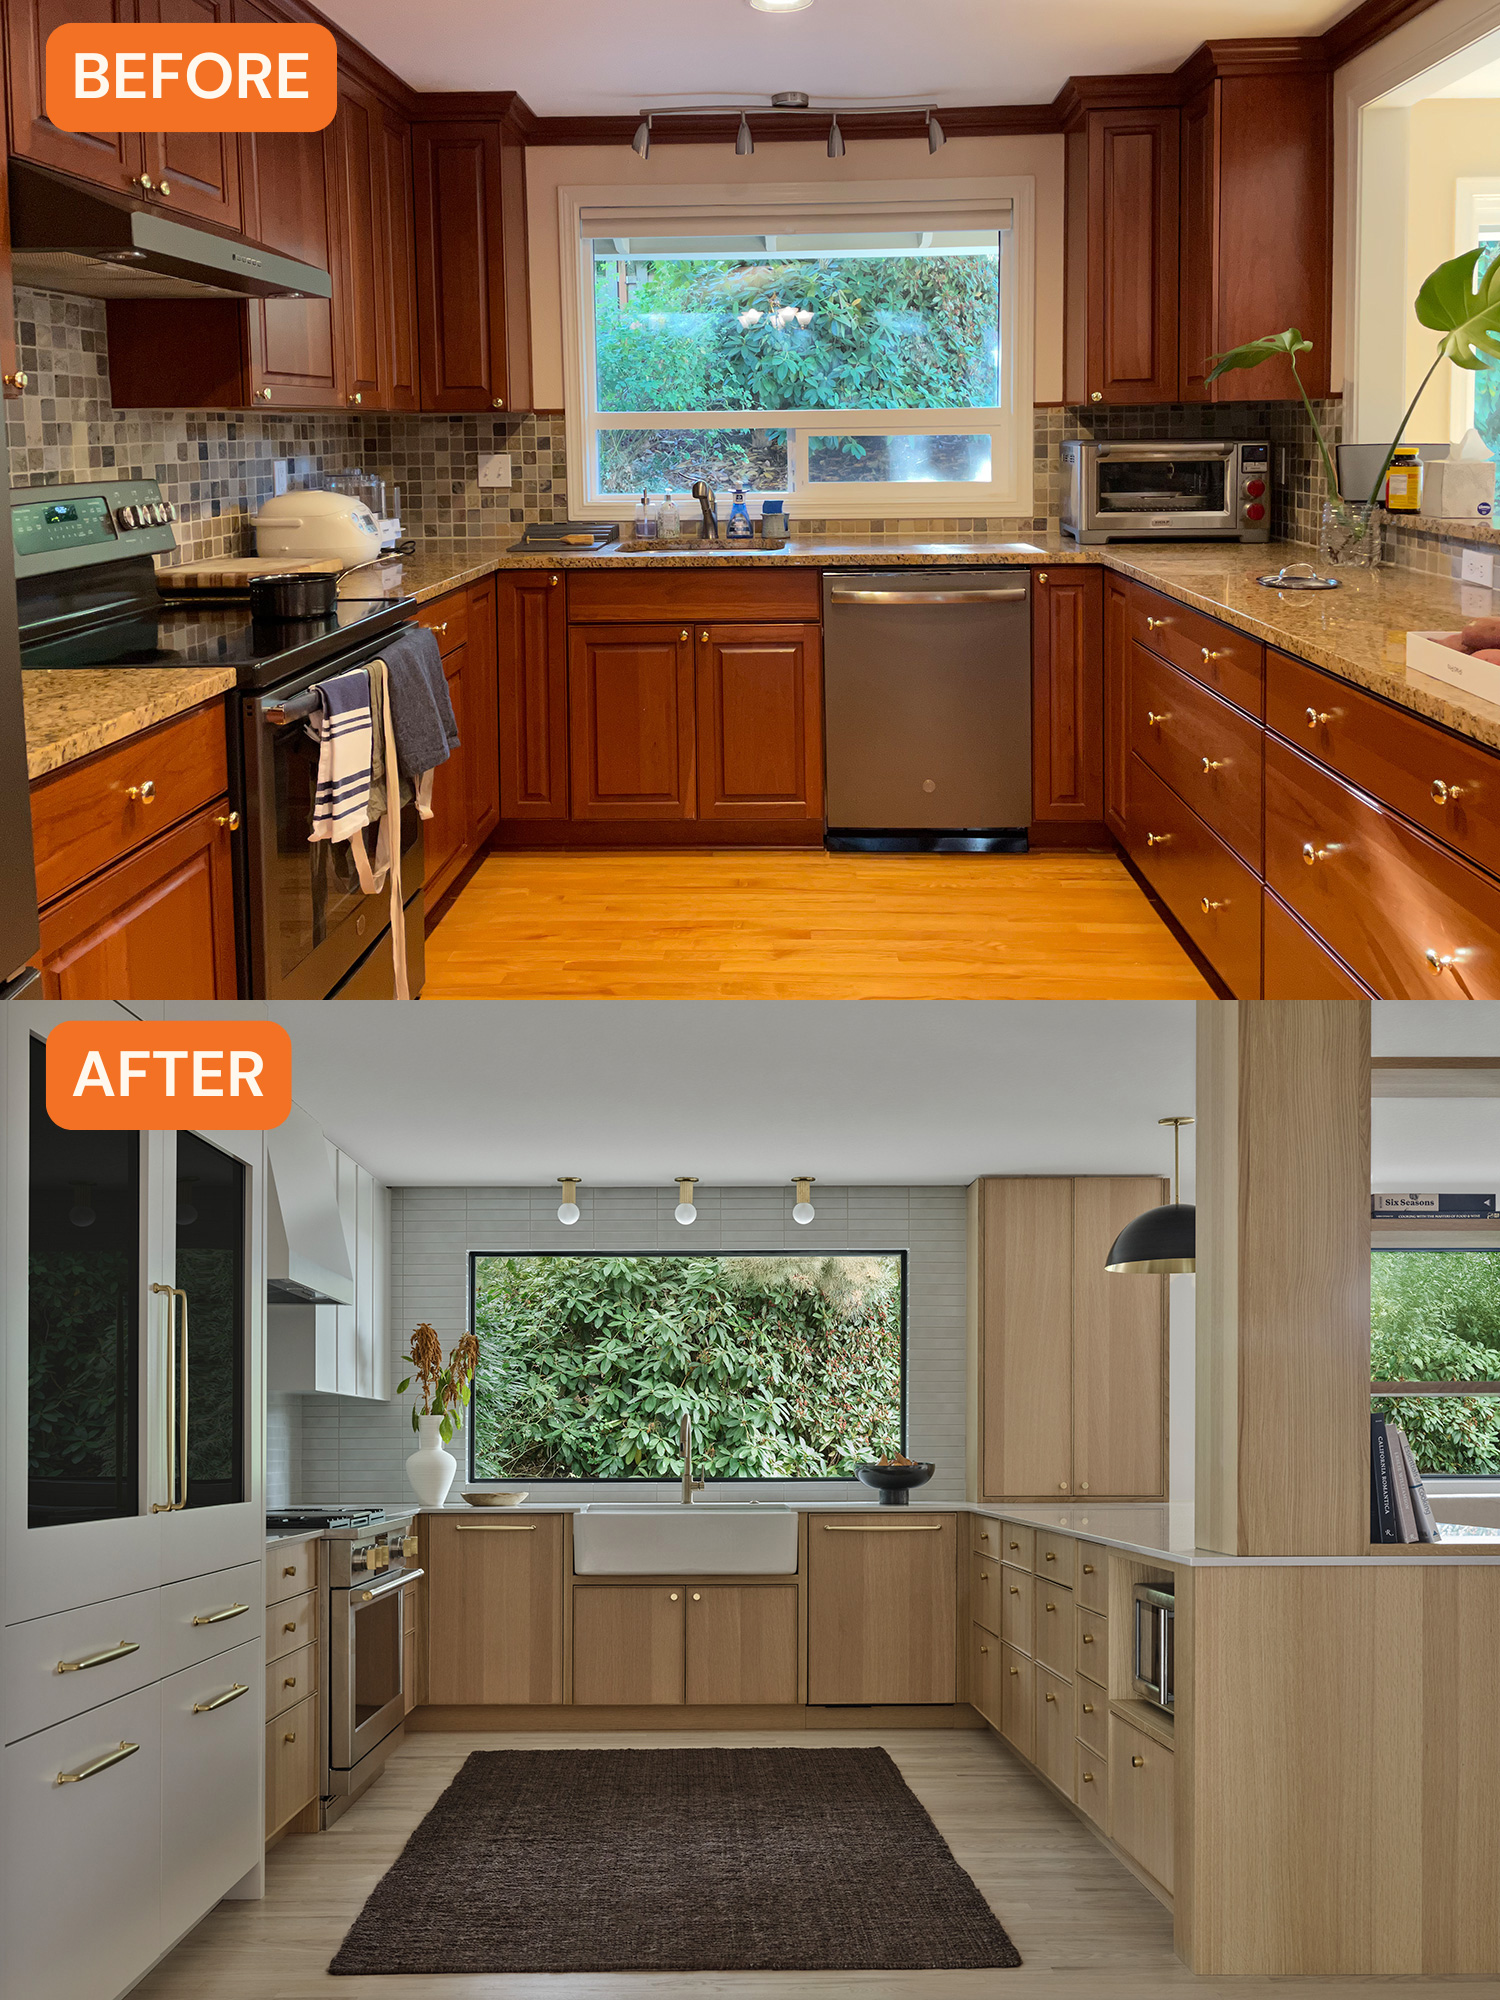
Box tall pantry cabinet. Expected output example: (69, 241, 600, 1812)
(969, 1176, 1169, 1501)
(1, 1004, 267, 2000)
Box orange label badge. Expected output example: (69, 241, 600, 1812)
(45, 23, 336, 133)
(46, 1021, 294, 1131)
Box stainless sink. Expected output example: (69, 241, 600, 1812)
(613, 538, 789, 555)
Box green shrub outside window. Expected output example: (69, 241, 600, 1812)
(1370, 1250, 1500, 1476)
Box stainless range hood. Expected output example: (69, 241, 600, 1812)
(8, 159, 332, 301)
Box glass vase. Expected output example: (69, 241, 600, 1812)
(1319, 498, 1385, 569)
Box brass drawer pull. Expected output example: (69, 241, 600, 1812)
(283, 1621, 298, 1633)
(1082, 1701, 1095, 1713)
(1132, 1754, 1145, 1768)
(691, 1593, 701, 1602)
(282, 1566, 298, 1579)
(1082, 1564, 1095, 1574)
(1426, 949, 1462, 977)
(978, 1531, 989, 1541)
(193, 1682, 249, 1714)
(215, 810, 241, 831)
(1432, 778, 1465, 806)
(4, 369, 30, 394)
(1201, 756, 1224, 773)
(1008, 1665, 1019, 1676)
(283, 1676, 297, 1689)
(822, 1522, 943, 1532)
(1146, 615, 1169, 631)
(56, 1741, 139, 1785)
(192, 1603, 248, 1627)
(1305, 706, 1332, 727)
(979, 1644, 989, 1654)
(1082, 1770, 1096, 1782)
(1045, 1691, 1057, 1703)
(1302, 841, 1334, 866)
(1145, 832, 1170, 847)
(1044, 1553, 1057, 1563)
(669, 1592, 679, 1602)
(1145, 709, 1168, 727)
(1009, 1585, 1019, 1596)
(1008, 1540, 1020, 1551)
(1046, 1602, 1057, 1612)
(125, 780, 156, 804)
(455, 1523, 536, 1531)
(1200, 896, 1227, 914)
(1201, 646, 1223, 664)
(56, 1639, 139, 1675)
(284, 1731, 297, 1744)
(1082, 1633, 1095, 1644)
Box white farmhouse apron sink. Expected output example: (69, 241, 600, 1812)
(572, 1503, 798, 1575)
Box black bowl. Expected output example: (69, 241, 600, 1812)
(856, 1461, 936, 1506)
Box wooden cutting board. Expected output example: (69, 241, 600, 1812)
(157, 557, 347, 591)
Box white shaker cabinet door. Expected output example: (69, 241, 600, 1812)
(159, 1636, 263, 1948)
(356, 1164, 375, 1398)
(1, 1683, 162, 2000)
(334, 1146, 359, 1396)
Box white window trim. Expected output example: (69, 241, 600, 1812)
(1452, 178, 1500, 442)
(557, 176, 1035, 522)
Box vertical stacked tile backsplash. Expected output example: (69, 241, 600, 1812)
(284, 1184, 968, 1508)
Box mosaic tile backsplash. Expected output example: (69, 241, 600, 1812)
(7, 285, 1491, 579)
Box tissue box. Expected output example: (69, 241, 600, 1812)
(1407, 630, 1500, 702)
(1419, 457, 1496, 522)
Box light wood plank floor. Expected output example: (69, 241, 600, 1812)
(133, 1728, 1468, 1999)
(423, 853, 1213, 999)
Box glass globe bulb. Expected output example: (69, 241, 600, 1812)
(557, 1201, 580, 1226)
(675, 1201, 697, 1225)
(792, 1200, 815, 1225)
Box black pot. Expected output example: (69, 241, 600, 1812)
(247, 543, 414, 620)
(856, 1461, 935, 1506)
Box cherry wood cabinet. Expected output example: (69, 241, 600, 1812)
(568, 625, 696, 821)
(412, 121, 533, 413)
(417, 579, 500, 914)
(1064, 107, 1180, 407)
(422, 1516, 565, 1707)
(1122, 750, 1262, 996)
(5, 0, 144, 195)
(1031, 567, 1103, 837)
(1128, 644, 1263, 870)
(333, 71, 420, 412)
(1103, 572, 1130, 839)
(497, 571, 569, 821)
(694, 623, 823, 824)
(1262, 888, 1373, 999)
(806, 1516, 956, 1706)
(136, 0, 242, 230)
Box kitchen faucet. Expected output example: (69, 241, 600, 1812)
(681, 1411, 705, 1504)
(690, 481, 719, 543)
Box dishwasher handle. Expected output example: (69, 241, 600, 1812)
(829, 585, 1029, 605)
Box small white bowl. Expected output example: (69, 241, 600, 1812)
(460, 1489, 529, 1508)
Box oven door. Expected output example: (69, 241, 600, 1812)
(1091, 447, 1233, 530)
(329, 1568, 423, 1773)
(240, 633, 426, 1000)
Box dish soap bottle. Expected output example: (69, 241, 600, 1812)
(658, 491, 680, 541)
(634, 491, 654, 540)
(1386, 447, 1422, 513)
(727, 487, 753, 542)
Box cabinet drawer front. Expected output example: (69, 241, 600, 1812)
(1268, 648, 1500, 882)
(972, 1518, 1003, 1560)
(1035, 1532, 1075, 1587)
(1124, 751, 1263, 996)
(1262, 887, 1373, 998)
(1033, 1578, 1075, 1676)
(971, 1554, 1002, 1637)
(4, 1586, 162, 1744)
(1265, 737, 1500, 999)
(31, 700, 229, 907)
(1076, 1605, 1108, 1687)
(266, 1589, 316, 1665)
(1076, 1679, 1108, 1753)
(266, 1642, 316, 1721)
(1109, 1713, 1175, 1892)
(418, 592, 468, 656)
(266, 1690, 319, 1837)
(567, 566, 822, 625)
(1076, 1545, 1108, 1614)
(1000, 1523, 1036, 1570)
(1076, 1738, 1108, 1826)
(1129, 583, 1264, 718)
(1129, 644, 1262, 865)
(1000, 1643, 1034, 1761)
(160, 1564, 264, 1676)
(2, 1683, 162, 2000)
(266, 1539, 319, 1606)
(1000, 1569, 1033, 1651)
(1034, 1663, 1074, 1796)
(970, 1623, 1001, 1728)
(161, 1636, 262, 1944)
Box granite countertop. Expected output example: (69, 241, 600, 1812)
(25, 663, 239, 781)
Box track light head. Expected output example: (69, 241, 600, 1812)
(736, 113, 755, 157)
(632, 117, 651, 160)
(927, 109, 946, 154)
(827, 115, 844, 160)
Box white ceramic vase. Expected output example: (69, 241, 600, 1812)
(406, 1413, 457, 1508)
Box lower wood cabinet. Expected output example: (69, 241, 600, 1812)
(571, 1582, 800, 1707)
(572, 1583, 686, 1705)
(1109, 1712, 1175, 1892)
(266, 1690, 319, 1838)
(806, 1515, 956, 1705)
(1263, 888, 1373, 998)
(1076, 1737, 1108, 1827)
(1032, 567, 1104, 837)
(419, 578, 500, 913)
(568, 625, 697, 821)
(1122, 748, 1262, 995)
(1000, 1642, 1033, 1760)
(423, 1515, 565, 1705)
(1034, 1661, 1075, 1796)
(684, 1584, 799, 1705)
(694, 624, 823, 823)
(497, 570, 569, 820)
(969, 1623, 1001, 1728)
(1033, 1581, 1074, 1677)
(1103, 571, 1130, 838)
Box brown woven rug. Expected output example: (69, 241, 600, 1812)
(329, 1746, 1021, 1974)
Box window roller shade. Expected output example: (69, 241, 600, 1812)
(580, 197, 1012, 243)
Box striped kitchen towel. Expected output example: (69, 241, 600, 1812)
(305, 667, 374, 844)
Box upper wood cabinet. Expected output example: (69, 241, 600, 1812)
(973, 1176, 1169, 1502)
(412, 121, 533, 412)
(424, 1516, 565, 1706)
(6, 0, 144, 194)
(333, 71, 420, 412)
(806, 1516, 956, 1706)
(137, 0, 243, 229)
(1031, 567, 1103, 834)
(1064, 107, 1180, 407)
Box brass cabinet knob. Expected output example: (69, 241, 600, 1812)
(1145, 709, 1168, 727)
(1146, 615, 1168, 631)
(285, 1732, 297, 1744)
(1201, 756, 1224, 773)
(1132, 1755, 1145, 1768)
(1200, 896, 1227, 914)
(134, 173, 156, 193)
(669, 1592, 679, 1602)
(1145, 832, 1170, 847)
(284, 1676, 296, 1688)
(979, 1531, 989, 1541)
(1083, 1700, 1095, 1713)
(1045, 1690, 1057, 1702)
(1037, 572, 1048, 585)
(979, 1644, 989, 1654)
(1079, 1483, 1089, 1493)
(1306, 706, 1332, 727)
(283, 1621, 296, 1633)
(1091, 391, 1103, 403)
(258, 387, 273, 401)
(283, 1565, 297, 1578)
(550, 574, 560, 586)
(215, 810, 241, 831)
(1426, 948, 1461, 976)
(1046, 1602, 1056, 1612)
(349, 391, 363, 405)
(1045, 1552, 1057, 1562)
(1008, 1665, 1018, 1676)
(126, 780, 156, 804)
(680, 629, 689, 641)
(1302, 841, 1335, 866)
(1008, 1584, 1019, 1595)
(1201, 646, 1223, 664)
(1083, 1633, 1095, 1644)
(1083, 1564, 1095, 1574)
(159, 180, 171, 197)
(691, 1592, 701, 1601)
(1008, 1541, 1019, 1551)
(3, 369, 28, 396)
(1058, 1482, 1069, 1492)
(433, 621, 449, 635)
(1082, 1771, 1095, 1782)
(1432, 779, 1464, 805)
(492, 397, 506, 409)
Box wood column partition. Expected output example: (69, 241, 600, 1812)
(1195, 1001, 1371, 1557)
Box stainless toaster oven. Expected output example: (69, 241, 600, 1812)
(1061, 439, 1271, 543)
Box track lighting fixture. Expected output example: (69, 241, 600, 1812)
(631, 116, 651, 161)
(1105, 1118, 1196, 1274)
(628, 97, 943, 159)
(792, 1177, 816, 1225)
(748, 0, 816, 11)
(827, 115, 844, 159)
(927, 109, 946, 154)
(557, 1177, 581, 1226)
(674, 1178, 699, 1225)
(736, 114, 755, 157)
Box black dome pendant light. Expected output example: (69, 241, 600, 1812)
(1105, 1116, 1196, 1274)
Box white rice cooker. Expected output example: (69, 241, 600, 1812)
(255, 489, 382, 563)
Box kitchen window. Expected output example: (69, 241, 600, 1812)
(1370, 1248, 1500, 1476)
(1453, 181, 1500, 455)
(467, 1251, 905, 1482)
(559, 178, 1034, 518)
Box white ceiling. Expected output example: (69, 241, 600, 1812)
(315, 0, 1352, 113)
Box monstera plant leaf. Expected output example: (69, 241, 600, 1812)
(1415, 248, 1500, 370)
(1204, 327, 1313, 383)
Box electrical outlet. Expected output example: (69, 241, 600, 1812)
(478, 453, 512, 489)
(273, 460, 290, 497)
(1460, 546, 1494, 588)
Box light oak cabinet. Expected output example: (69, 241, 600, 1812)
(570, 1581, 800, 1707)
(685, 1584, 799, 1706)
(970, 1624, 1001, 1728)
(1000, 1641, 1033, 1759)
(1034, 1661, 1075, 1795)
(1110, 1711, 1175, 1892)
(973, 1177, 1168, 1501)
(806, 1516, 956, 1705)
(572, 1584, 686, 1706)
(424, 1516, 565, 1706)
(266, 1692, 318, 1838)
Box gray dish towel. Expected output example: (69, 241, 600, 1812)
(383, 624, 460, 779)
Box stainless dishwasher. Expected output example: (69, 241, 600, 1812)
(822, 569, 1032, 852)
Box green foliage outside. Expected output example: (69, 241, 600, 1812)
(1370, 1251, 1500, 1475)
(592, 248, 999, 493)
(471, 1253, 903, 1481)
(1476, 238, 1500, 460)
(29, 1251, 135, 1485)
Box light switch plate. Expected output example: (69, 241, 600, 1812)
(478, 453, 512, 490)
(1460, 546, 1494, 588)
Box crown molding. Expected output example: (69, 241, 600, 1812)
(1322, 0, 1448, 67)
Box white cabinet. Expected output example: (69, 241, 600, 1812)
(160, 1635, 263, 1946)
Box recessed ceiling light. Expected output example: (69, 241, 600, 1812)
(748, 0, 815, 13)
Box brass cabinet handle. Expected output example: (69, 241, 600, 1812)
(403, 1536, 418, 1558)
(1083, 1701, 1095, 1713)
(56, 1639, 139, 1675)
(257, 387, 273, 401)
(1058, 1482, 1069, 1492)
(1306, 706, 1332, 727)
(1046, 1602, 1056, 1612)
(1083, 1633, 1095, 1644)
(1044, 1553, 1057, 1563)
(691, 1592, 701, 1601)
(1145, 709, 1168, 727)
(1091, 390, 1103, 403)
(1009, 1665, 1019, 1676)
(1008, 1585, 1019, 1595)
(1082, 1771, 1096, 1782)
(1432, 779, 1465, 805)
(283, 1621, 298, 1633)
(1201, 646, 1223, 664)
(551, 574, 560, 586)
(56, 1741, 139, 1785)
(979, 1644, 989, 1654)
(1045, 1690, 1057, 1703)
(133, 173, 156, 194)
(1302, 841, 1332, 866)
(1083, 1564, 1095, 1574)
(283, 1676, 297, 1689)
(1008, 1541, 1019, 1551)
(680, 629, 690, 641)
(1037, 572, 1048, 585)
(159, 180, 171, 197)
(1201, 756, 1224, 772)
(193, 1603, 248, 1627)
(978, 1531, 989, 1541)
(455, 1523, 535, 1531)
(492, 397, 506, 409)
(126, 780, 157, 804)
(283, 1566, 298, 1579)
(823, 1522, 943, 1531)
(1079, 1483, 1089, 1493)
(1133, 1755, 1145, 1768)
(193, 1682, 249, 1713)
(149, 1283, 188, 1514)
(3, 369, 29, 395)
(1146, 614, 1169, 631)
(701, 629, 709, 642)
(349, 391, 363, 405)
(1145, 832, 1170, 847)
(1200, 896, 1227, 914)
(284, 1731, 297, 1744)
(215, 811, 240, 831)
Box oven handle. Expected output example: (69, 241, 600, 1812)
(263, 689, 322, 725)
(350, 1567, 424, 1606)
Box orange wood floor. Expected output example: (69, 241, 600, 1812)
(422, 850, 1214, 999)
